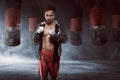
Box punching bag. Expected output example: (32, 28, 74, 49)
(4, 0, 21, 46)
(112, 4, 120, 42)
(90, 0, 107, 45)
(70, 4, 82, 46)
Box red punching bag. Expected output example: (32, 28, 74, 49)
(70, 4, 82, 46)
(112, 4, 120, 42)
(4, 0, 21, 46)
(29, 18, 40, 32)
(89, 0, 107, 45)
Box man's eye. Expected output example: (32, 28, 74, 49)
(46, 15, 53, 16)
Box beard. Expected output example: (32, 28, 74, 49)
(46, 19, 54, 25)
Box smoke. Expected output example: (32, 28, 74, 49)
(0, 0, 120, 62)
(0, 32, 39, 59)
(0, 0, 39, 60)
(61, 40, 83, 60)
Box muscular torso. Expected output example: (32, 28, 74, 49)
(42, 22, 56, 51)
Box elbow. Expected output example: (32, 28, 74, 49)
(61, 35, 67, 43)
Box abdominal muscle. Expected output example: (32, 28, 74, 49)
(42, 24, 55, 51)
(42, 34, 54, 50)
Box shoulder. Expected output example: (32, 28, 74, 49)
(40, 21, 46, 25)
(55, 20, 61, 29)
(55, 20, 60, 26)
(37, 21, 45, 28)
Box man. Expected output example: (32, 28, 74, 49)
(33, 5, 67, 80)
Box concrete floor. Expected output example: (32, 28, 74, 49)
(0, 58, 120, 80)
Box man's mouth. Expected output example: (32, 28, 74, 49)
(46, 20, 53, 25)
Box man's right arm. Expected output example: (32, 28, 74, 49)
(32, 24, 44, 44)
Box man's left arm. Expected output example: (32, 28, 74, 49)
(55, 25, 67, 43)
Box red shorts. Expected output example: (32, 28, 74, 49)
(38, 50, 60, 80)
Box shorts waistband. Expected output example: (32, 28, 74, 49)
(42, 48, 54, 52)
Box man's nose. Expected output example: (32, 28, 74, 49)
(48, 16, 51, 19)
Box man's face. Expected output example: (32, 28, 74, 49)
(45, 10, 55, 24)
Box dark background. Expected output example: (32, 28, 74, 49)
(0, 0, 120, 61)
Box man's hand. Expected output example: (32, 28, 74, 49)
(48, 29, 55, 36)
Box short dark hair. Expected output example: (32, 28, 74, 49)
(44, 5, 56, 13)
